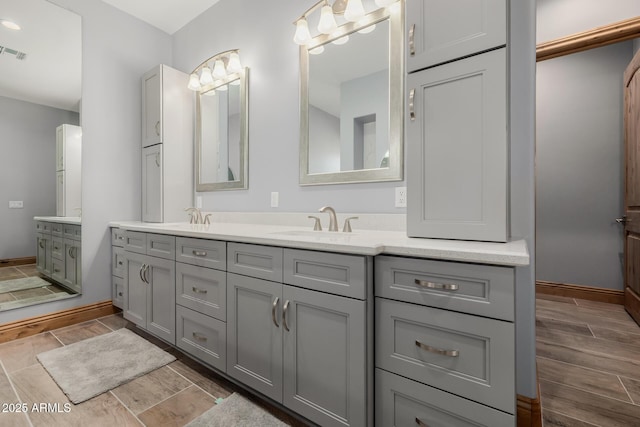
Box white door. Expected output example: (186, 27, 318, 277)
(142, 145, 163, 223)
(142, 66, 162, 147)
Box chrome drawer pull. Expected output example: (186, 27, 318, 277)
(409, 23, 416, 56)
(39, 241, 45, 249)
(272, 297, 280, 328)
(192, 287, 207, 294)
(118, 236, 125, 240)
(415, 417, 429, 427)
(192, 250, 207, 257)
(283, 300, 290, 332)
(54, 268, 60, 273)
(415, 340, 459, 357)
(192, 332, 207, 342)
(118, 261, 123, 266)
(414, 279, 458, 291)
(409, 89, 416, 121)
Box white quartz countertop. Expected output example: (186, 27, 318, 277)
(34, 216, 82, 225)
(109, 221, 529, 267)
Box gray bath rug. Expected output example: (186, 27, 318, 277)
(0, 276, 50, 293)
(37, 328, 175, 404)
(186, 393, 288, 427)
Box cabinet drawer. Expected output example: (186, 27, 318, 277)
(227, 243, 283, 282)
(284, 249, 367, 299)
(111, 228, 126, 247)
(52, 237, 64, 260)
(124, 231, 147, 254)
(63, 224, 81, 240)
(51, 222, 64, 236)
(112, 276, 124, 309)
(52, 257, 65, 283)
(112, 247, 126, 278)
(176, 305, 226, 372)
(375, 256, 514, 321)
(146, 234, 175, 260)
(176, 263, 226, 320)
(376, 369, 514, 427)
(176, 237, 226, 270)
(36, 221, 51, 234)
(376, 298, 514, 413)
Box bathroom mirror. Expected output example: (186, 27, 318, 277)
(0, 0, 82, 310)
(196, 70, 249, 191)
(299, 4, 403, 185)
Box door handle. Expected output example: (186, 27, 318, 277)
(155, 120, 160, 136)
(139, 264, 145, 283)
(283, 300, 290, 332)
(69, 247, 74, 259)
(616, 216, 628, 225)
(414, 279, 458, 291)
(415, 418, 430, 427)
(155, 153, 160, 167)
(144, 264, 150, 284)
(272, 297, 280, 328)
(415, 340, 459, 357)
(409, 23, 416, 56)
(409, 89, 416, 121)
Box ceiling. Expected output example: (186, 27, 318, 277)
(101, 0, 221, 35)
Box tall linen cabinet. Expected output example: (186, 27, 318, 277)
(56, 124, 82, 217)
(141, 64, 193, 223)
(406, 0, 509, 242)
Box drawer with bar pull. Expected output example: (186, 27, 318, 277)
(375, 255, 514, 321)
(176, 262, 226, 321)
(375, 298, 514, 414)
(176, 237, 226, 270)
(176, 305, 226, 372)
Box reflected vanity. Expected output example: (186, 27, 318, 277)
(190, 50, 249, 191)
(299, 3, 403, 185)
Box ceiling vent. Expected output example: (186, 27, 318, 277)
(0, 45, 27, 60)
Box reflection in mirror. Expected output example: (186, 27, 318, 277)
(0, 0, 82, 311)
(299, 3, 403, 185)
(190, 49, 249, 192)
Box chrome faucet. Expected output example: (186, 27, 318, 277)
(319, 206, 338, 232)
(185, 207, 204, 224)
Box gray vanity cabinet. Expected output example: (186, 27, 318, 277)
(62, 238, 81, 293)
(406, 48, 508, 242)
(36, 221, 81, 293)
(111, 228, 126, 308)
(405, 0, 506, 72)
(124, 249, 176, 344)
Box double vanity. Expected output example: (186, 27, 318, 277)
(110, 219, 527, 426)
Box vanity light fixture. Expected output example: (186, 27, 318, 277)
(332, 35, 349, 45)
(0, 19, 21, 30)
(187, 49, 243, 93)
(309, 45, 325, 55)
(357, 23, 376, 34)
(293, 0, 398, 46)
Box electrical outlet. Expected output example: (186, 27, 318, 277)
(270, 192, 279, 208)
(9, 201, 23, 209)
(395, 187, 407, 208)
(196, 196, 203, 209)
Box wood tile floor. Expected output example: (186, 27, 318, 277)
(537, 294, 640, 426)
(0, 314, 308, 427)
(0, 264, 75, 310)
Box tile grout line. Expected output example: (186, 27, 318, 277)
(109, 390, 146, 427)
(535, 355, 640, 388)
(95, 318, 116, 332)
(166, 364, 221, 401)
(137, 384, 201, 417)
(586, 323, 596, 338)
(541, 407, 601, 427)
(0, 360, 35, 427)
(618, 376, 636, 405)
(540, 376, 639, 406)
(49, 331, 66, 347)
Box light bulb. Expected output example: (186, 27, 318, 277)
(374, 0, 396, 7)
(227, 52, 242, 74)
(309, 45, 325, 55)
(199, 66, 214, 86)
(317, 5, 337, 34)
(344, 0, 365, 22)
(357, 23, 376, 34)
(215, 81, 228, 91)
(187, 73, 201, 91)
(293, 19, 312, 45)
(212, 59, 226, 79)
(332, 35, 349, 45)
(0, 19, 21, 30)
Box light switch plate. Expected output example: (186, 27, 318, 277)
(9, 201, 23, 209)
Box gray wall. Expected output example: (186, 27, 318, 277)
(0, 96, 78, 259)
(308, 105, 340, 174)
(536, 42, 632, 290)
(0, 0, 172, 323)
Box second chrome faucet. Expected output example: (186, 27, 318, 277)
(314, 206, 358, 232)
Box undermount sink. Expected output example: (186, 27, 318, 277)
(271, 230, 359, 238)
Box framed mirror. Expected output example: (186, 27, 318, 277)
(299, 4, 403, 185)
(195, 70, 249, 191)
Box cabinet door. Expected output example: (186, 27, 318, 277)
(407, 48, 507, 242)
(142, 65, 162, 147)
(147, 256, 176, 344)
(56, 125, 64, 171)
(63, 239, 81, 293)
(406, 0, 506, 72)
(36, 234, 48, 274)
(124, 252, 148, 328)
(282, 285, 366, 427)
(56, 171, 65, 217)
(227, 273, 283, 402)
(142, 144, 163, 223)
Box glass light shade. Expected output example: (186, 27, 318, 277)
(203, 88, 216, 96)
(230, 79, 241, 86)
(332, 35, 349, 45)
(187, 73, 201, 91)
(214, 80, 228, 91)
(212, 59, 226, 79)
(344, 0, 365, 22)
(357, 23, 376, 34)
(0, 19, 21, 30)
(199, 66, 214, 86)
(317, 5, 337, 34)
(293, 19, 312, 45)
(375, 0, 396, 7)
(309, 45, 325, 55)
(226, 52, 242, 74)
